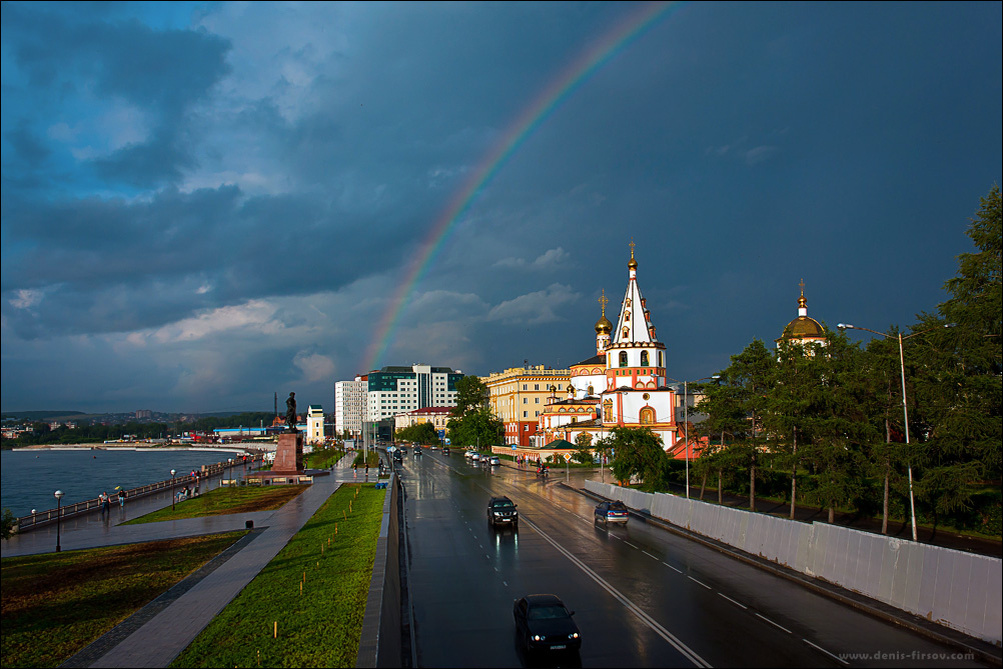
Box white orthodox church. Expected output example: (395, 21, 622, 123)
(537, 243, 679, 450)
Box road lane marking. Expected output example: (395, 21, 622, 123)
(717, 593, 747, 609)
(755, 613, 792, 634)
(663, 561, 682, 573)
(522, 516, 711, 668)
(803, 639, 849, 665)
(624, 541, 639, 549)
(688, 576, 711, 590)
(642, 550, 659, 560)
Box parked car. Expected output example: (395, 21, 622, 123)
(467, 451, 480, 461)
(594, 500, 629, 524)
(513, 594, 581, 654)
(488, 496, 518, 527)
(487, 456, 500, 466)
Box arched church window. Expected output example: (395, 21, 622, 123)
(587, 385, 594, 395)
(658, 351, 663, 368)
(640, 350, 649, 366)
(619, 351, 628, 367)
(640, 407, 655, 424)
(603, 399, 613, 422)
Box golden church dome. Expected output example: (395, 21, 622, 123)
(779, 282, 825, 340)
(595, 314, 612, 334)
(782, 316, 825, 339)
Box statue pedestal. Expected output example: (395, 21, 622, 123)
(272, 432, 304, 473)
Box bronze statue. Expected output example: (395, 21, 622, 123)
(285, 392, 298, 433)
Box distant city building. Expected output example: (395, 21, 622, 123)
(335, 376, 367, 437)
(365, 364, 462, 422)
(394, 406, 452, 440)
(482, 365, 571, 447)
(306, 405, 325, 444)
(135, 409, 153, 420)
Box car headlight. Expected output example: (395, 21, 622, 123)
(531, 635, 544, 641)
(569, 632, 579, 639)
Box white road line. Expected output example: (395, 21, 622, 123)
(717, 593, 747, 609)
(688, 576, 711, 590)
(663, 561, 682, 573)
(624, 541, 639, 549)
(522, 516, 711, 668)
(803, 639, 849, 665)
(642, 550, 659, 560)
(755, 612, 792, 634)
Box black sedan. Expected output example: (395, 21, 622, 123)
(513, 594, 581, 654)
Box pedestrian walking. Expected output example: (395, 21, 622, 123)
(99, 491, 110, 518)
(118, 490, 126, 507)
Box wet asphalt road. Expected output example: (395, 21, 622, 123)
(395, 451, 987, 668)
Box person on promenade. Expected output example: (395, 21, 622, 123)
(118, 490, 126, 507)
(99, 491, 110, 519)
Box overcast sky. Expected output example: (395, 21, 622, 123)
(2, 1, 1000, 414)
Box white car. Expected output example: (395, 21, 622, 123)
(487, 456, 500, 466)
(466, 451, 480, 461)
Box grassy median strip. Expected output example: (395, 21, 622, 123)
(1, 532, 246, 668)
(171, 483, 385, 668)
(121, 485, 309, 524)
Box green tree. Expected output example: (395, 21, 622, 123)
(909, 186, 1002, 530)
(446, 406, 503, 448)
(451, 376, 490, 417)
(396, 422, 440, 445)
(608, 426, 669, 489)
(573, 431, 594, 464)
(1, 508, 16, 540)
(697, 339, 775, 511)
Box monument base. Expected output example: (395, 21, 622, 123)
(272, 432, 304, 473)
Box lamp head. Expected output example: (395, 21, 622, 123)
(54, 490, 64, 500)
(171, 469, 176, 476)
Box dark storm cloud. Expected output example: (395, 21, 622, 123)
(3, 2, 231, 189)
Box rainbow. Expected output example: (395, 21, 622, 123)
(363, 1, 684, 372)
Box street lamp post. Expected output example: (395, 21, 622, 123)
(53, 491, 64, 552)
(837, 322, 954, 541)
(669, 375, 720, 499)
(170, 469, 177, 511)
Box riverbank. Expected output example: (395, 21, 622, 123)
(11, 443, 258, 454)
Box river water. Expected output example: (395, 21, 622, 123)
(0, 448, 251, 518)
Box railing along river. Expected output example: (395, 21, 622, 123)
(14, 453, 264, 532)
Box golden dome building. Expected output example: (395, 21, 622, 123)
(776, 281, 827, 349)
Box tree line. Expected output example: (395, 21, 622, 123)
(674, 187, 999, 537)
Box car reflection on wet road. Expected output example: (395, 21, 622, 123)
(399, 452, 988, 668)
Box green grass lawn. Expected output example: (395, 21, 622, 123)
(1, 532, 246, 668)
(121, 485, 309, 525)
(171, 483, 385, 668)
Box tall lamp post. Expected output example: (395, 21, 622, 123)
(54, 490, 64, 552)
(837, 322, 954, 541)
(170, 469, 177, 511)
(668, 375, 720, 499)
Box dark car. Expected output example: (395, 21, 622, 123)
(442, 447, 451, 456)
(513, 594, 581, 653)
(594, 500, 629, 524)
(392, 450, 403, 463)
(488, 496, 518, 528)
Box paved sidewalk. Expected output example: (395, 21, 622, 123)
(3, 452, 379, 668)
(93, 473, 344, 667)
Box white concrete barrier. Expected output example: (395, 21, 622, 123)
(583, 479, 1001, 644)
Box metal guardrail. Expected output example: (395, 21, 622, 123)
(14, 455, 263, 532)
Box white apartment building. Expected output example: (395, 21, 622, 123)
(365, 364, 462, 422)
(335, 376, 367, 437)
